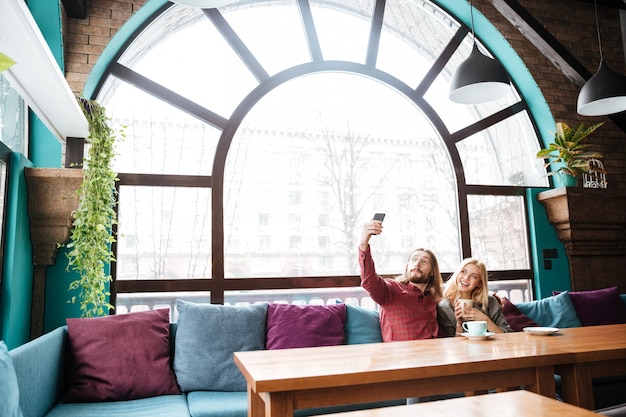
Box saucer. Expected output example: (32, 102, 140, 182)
(460, 332, 495, 340)
(523, 327, 560, 336)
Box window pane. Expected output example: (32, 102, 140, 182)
(456, 112, 548, 187)
(467, 194, 529, 270)
(102, 80, 220, 175)
(117, 186, 212, 279)
(378, 1, 459, 88)
(116, 292, 211, 321)
(0, 74, 28, 155)
(118, 5, 258, 118)
(224, 72, 461, 277)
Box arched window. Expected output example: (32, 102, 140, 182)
(92, 0, 549, 311)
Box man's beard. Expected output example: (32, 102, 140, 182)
(409, 274, 430, 284)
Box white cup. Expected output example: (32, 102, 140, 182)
(458, 299, 473, 316)
(462, 320, 487, 336)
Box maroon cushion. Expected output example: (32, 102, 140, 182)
(501, 297, 539, 331)
(65, 309, 179, 402)
(554, 287, 626, 326)
(266, 303, 346, 349)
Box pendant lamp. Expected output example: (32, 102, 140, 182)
(449, 0, 511, 104)
(170, 0, 236, 7)
(577, 0, 626, 116)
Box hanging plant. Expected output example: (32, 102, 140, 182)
(66, 97, 122, 317)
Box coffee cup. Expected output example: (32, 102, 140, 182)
(458, 299, 473, 316)
(462, 320, 487, 336)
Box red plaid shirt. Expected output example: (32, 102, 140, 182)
(359, 246, 439, 341)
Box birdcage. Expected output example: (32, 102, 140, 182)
(582, 158, 607, 189)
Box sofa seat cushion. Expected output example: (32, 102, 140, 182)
(44, 394, 190, 417)
(186, 391, 247, 417)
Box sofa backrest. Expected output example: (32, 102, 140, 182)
(9, 327, 69, 417)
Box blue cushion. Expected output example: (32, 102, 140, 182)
(516, 291, 582, 328)
(0, 341, 23, 417)
(344, 304, 382, 344)
(44, 394, 190, 417)
(187, 391, 247, 417)
(174, 300, 268, 392)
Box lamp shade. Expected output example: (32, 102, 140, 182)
(449, 44, 511, 104)
(170, 0, 236, 7)
(577, 60, 626, 116)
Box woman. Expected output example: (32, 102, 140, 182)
(437, 258, 512, 337)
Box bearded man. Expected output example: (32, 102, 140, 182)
(358, 219, 443, 341)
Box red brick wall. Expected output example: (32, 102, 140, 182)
(62, 0, 626, 188)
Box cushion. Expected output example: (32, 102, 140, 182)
(174, 300, 268, 392)
(46, 394, 190, 417)
(554, 287, 626, 326)
(266, 303, 346, 349)
(515, 291, 582, 328)
(344, 304, 382, 344)
(0, 341, 22, 417)
(65, 309, 179, 403)
(501, 297, 540, 331)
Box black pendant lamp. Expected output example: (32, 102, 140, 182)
(577, 0, 626, 116)
(449, 0, 511, 104)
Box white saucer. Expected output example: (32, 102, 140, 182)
(460, 332, 495, 340)
(523, 326, 560, 336)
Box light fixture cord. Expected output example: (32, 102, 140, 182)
(594, 0, 603, 61)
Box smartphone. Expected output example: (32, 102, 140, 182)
(373, 213, 385, 222)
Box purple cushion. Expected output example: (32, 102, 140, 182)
(266, 303, 346, 349)
(555, 287, 626, 326)
(501, 297, 539, 331)
(65, 309, 179, 402)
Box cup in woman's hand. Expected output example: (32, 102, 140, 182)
(462, 321, 487, 336)
(458, 299, 473, 316)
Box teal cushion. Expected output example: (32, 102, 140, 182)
(187, 391, 248, 417)
(516, 291, 582, 328)
(44, 394, 190, 417)
(0, 341, 23, 417)
(344, 304, 382, 344)
(174, 300, 267, 392)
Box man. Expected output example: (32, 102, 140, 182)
(359, 219, 443, 341)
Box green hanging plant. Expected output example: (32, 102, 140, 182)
(66, 98, 122, 318)
(0, 52, 16, 72)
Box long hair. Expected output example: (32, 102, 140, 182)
(443, 258, 489, 313)
(395, 248, 443, 300)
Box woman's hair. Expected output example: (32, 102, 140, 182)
(396, 248, 443, 300)
(443, 258, 489, 313)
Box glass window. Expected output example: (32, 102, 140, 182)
(0, 74, 28, 155)
(98, 0, 545, 309)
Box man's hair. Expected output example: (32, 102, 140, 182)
(395, 248, 443, 300)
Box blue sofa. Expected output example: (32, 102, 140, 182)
(7, 302, 403, 417)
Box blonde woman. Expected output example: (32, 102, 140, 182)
(437, 258, 512, 337)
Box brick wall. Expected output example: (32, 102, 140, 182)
(62, 0, 626, 188)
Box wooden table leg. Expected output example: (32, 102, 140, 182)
(264, 391, 294, 417)
(248, 386, 265, 417)
(557, 364, 595, 410)
(527, 366, 556, 399)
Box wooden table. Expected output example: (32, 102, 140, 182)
(525, 323, 626, 409)
(325, 390, 601, 417)
(234, 333, 570, 417)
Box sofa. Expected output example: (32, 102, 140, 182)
(4, 301, 404, 417)
(3, 287, 626, 417)
(500, 286, 626, 410)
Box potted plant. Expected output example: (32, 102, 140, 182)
(65, 97, 121, 317)
(536, 121, 604, 186)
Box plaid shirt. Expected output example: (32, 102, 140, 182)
(359, 246, 439, 341)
